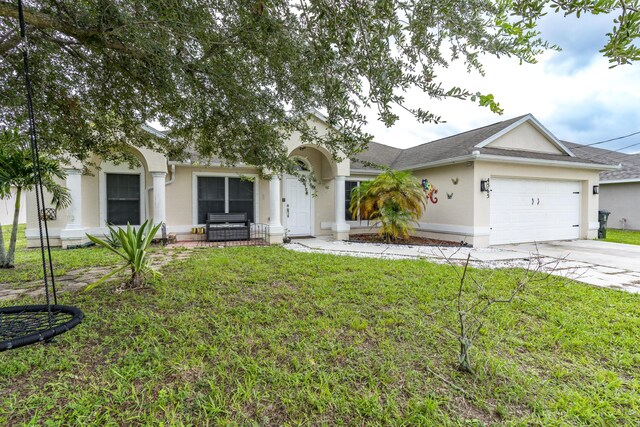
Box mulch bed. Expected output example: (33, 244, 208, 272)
(348, 234, 467, 247)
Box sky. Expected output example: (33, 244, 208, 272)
(361, 12, 640, 154)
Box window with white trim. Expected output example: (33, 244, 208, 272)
(197, 176, 255, 224)
(106, 173, 141, 225)
(345, 180, 360, 221)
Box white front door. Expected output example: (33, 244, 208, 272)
(490, 178, 581, 245)
(284, 175, 312, 236)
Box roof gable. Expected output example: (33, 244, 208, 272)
(475, 114, 575, 156)
(354, 114, 616, 172)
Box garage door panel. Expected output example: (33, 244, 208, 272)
(490, 178, 581, 245)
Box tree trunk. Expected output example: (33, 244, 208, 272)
(130, 270, 143, 288)
(5, 187, 22, 267)
(4, 186, 21, 268)
(0, 216, 6, 267)
(458, 338, 473, 373)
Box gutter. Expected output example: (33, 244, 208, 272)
(396, 153, 479, 171)
(600, 178, 640, 184)
(473, 154, 620, 171)
(396, 151, 619, 172)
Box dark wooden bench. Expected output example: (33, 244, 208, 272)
(206, 212, 251, 242)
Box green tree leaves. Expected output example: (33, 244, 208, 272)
(0, 1, 636, 171)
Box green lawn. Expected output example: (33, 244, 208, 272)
(1, 231, 639, 425)
(0, 224, 121, 287)
(605, 228, 640, 246)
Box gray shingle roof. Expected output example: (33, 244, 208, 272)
(354, 115, 614, 171)
(390, 115, 526, 169)
(563, 142, 640, 182)
(351, 142, 402, 171)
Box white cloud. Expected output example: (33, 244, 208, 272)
(363, 13, 640, 154)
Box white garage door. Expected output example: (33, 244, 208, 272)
(490, 178, 581, 245)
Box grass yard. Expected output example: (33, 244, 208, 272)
(0, 225, 121, 288)
(1, 231, 639, 425)
(604, 228, 640, 246)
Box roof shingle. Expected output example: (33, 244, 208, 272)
(354, 115, 615, 171)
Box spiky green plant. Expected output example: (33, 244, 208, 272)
(86, 220, 162, 290)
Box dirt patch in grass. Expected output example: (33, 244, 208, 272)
(349, 233, 465, 247)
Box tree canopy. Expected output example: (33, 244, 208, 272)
(0, 0, 638, 172)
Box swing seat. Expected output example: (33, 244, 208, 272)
(0, 305, 84, 351)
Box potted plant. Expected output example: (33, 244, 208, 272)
(283, 228, 291, 244)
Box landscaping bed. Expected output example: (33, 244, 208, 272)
(349, 233, 465, 247)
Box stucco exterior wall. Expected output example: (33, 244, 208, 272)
(26, 179, 67, 247)
(486, 122, 564, 154)
(413, 163, 476, 226)
(1, 187, 27, 225)
(473, 161, 600, 246)
(165, 165, 262, 229)
(599, 182, 640, 230)
(343, 165, 479, 244)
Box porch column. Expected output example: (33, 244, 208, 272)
(60, 168, 85, 248)
(268, 175, 285, 243)
(332, 175, 350, 240)
(151, 172, 166, 225)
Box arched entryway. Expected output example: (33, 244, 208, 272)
(283, 157, 313, 236)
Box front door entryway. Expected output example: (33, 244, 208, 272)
(284, 175, 312, 236)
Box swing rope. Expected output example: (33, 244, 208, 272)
(0, 0, 84, 352)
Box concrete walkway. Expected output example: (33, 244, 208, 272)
(286, 237, 640, 294)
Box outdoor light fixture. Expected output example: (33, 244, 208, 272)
(593, 185, 599, 195)
(480, 178, 490, 193)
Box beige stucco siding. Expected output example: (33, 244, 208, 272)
(285, 117, 350, 177)
(0, 187, 26, 225)
(486, 122, 564, 154)
(165, 165, 262, 227)
(25, 178, 67, 247)
(473, 161, 600, 246)
(345, 165, 478, 243)
(412, 163, 476, 229)
(82, 165, 101, 228)
(599, 182, 640, 230)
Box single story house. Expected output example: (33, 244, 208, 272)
(564, 142, 640, 230)
(25, 113, 618, 248)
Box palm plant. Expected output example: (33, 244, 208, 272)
(378, 203, 413, 241)
(0, 129, 71, 268)
(86, 220, 163, 290)
(349, 169, 426, 243)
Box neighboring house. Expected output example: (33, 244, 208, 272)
(25, 113, 617, 248)
(564, 142, 640, 230)
(1, 187, 27, 226)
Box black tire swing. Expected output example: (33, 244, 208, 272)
(0, 0, 84, 352)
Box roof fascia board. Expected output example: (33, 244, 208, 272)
(311, 109, 329, 123)
(349, 168, 383, 175)
(396, 154, 479, 171)
(600, 178, 640, 184)
(474, 114, 576, 157)
(475, 154, 620, 171)
(141, 123, 167, 139)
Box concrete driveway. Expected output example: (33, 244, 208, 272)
(288, 237, 640, 294)
(496, 240, 640, 293)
